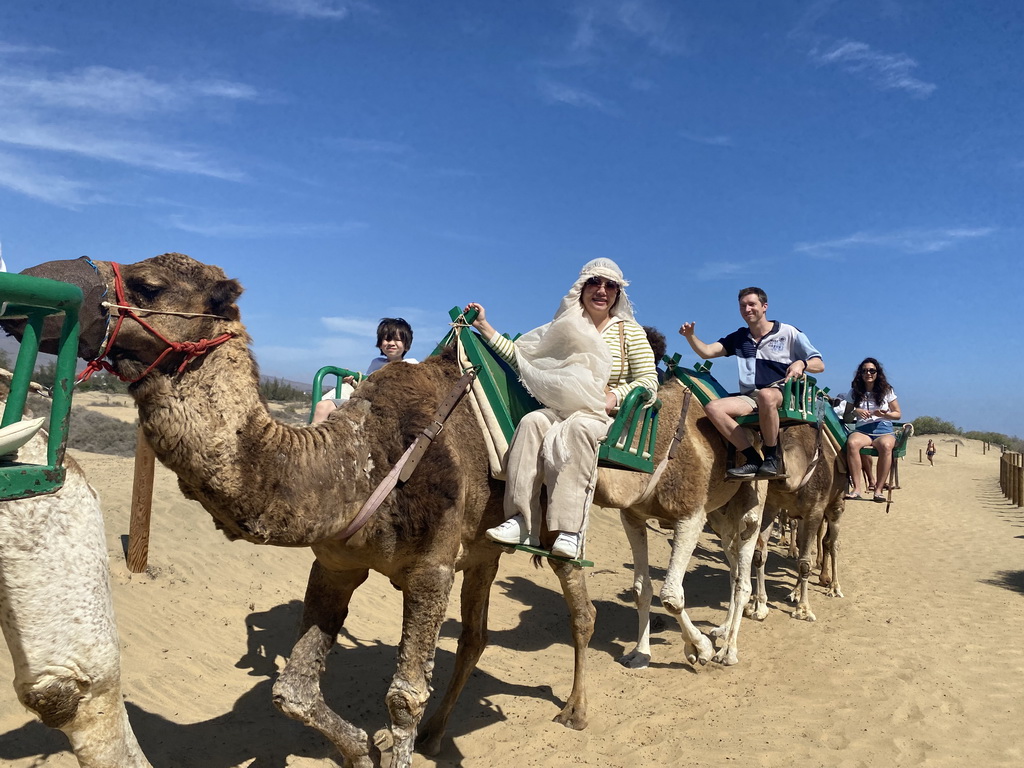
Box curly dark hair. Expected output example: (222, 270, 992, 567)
(850, 357, 892, 405)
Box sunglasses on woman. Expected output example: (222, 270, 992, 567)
(860, 368, 877, 374)
(584, 277, 620, 291)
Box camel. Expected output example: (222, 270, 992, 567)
(746, 424, 847, 623)
(591, 378, 768, 669)
(14, 253, 605, 768)
(0, 394, 151, 767)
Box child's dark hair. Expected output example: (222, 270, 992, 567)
(377, 317, 413, 355)
(643, 325, 667, 363)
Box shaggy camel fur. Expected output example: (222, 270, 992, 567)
(0, 405, 151, 767)
(24, 253, 601, 768)
(592, 377, 768, 669)
(746, 424, 847, 623)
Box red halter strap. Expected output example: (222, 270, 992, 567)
(77, 261, 235, 384)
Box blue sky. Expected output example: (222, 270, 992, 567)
(1, 1, 1021, 436)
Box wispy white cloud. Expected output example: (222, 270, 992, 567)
(680, 130, 732, 147)
(166, 215, 367, 238)
(810, 40, 936, 98)
(0, 50, 261, 205)
(0, 151, 100, 208)
(239, 0, 372, 21)
(537, 78, 612, 112)
(569, 0, 687, 58)
(795, 227, 995, 258)
(696, 259, 764, 281)
(0, 118, 244, 180)
(0, 65, 258, 116)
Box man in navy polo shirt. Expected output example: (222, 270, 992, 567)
(679, 287, 824, 479)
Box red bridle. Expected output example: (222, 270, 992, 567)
(77, 262, 235, 384)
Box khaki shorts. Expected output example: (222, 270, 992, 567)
(734, 381, 785, 411)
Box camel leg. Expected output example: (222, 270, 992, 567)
(824, 503, 844, 599)
(547, 559, 596, 730)
(417, 554, 501, 757)
(708, 486, 763, 666)
(790, 512, 822, 622)
(377, 564, 457, 768)
(273, 562, 374, 768)
(745, 506, 774, 622)
(617, 511, 654, 669)
(659, 514, 715, 667)
(815, 515, 832, 586)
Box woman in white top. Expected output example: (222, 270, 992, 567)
(843, 357, 901, 502)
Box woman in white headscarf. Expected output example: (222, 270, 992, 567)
(464, 258, 657, 559)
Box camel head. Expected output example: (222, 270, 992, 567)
(8, 253, 245, 383)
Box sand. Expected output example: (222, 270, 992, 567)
(1, 432, 1022, 767)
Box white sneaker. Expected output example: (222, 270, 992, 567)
(486, 514, 533, 546)
(550, 532, 582, 559)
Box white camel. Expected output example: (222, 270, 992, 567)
(0, 394, 151, 768)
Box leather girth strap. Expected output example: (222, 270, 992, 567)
(334, 368, 479, 541)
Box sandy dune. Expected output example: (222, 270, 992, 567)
(1, 433, 1022, 767)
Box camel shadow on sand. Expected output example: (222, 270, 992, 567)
(0, 595, 565, 768)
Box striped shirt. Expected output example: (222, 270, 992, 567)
(485, 317, 658, 406)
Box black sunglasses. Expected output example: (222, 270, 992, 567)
(860, 368, 878, 374)
(584, 277, 620, 291)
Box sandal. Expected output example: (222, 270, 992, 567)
(867, 484, 875, 491)
(873, 493, 886, 503)
(843, 492, 862, 501)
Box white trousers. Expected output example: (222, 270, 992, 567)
(503, 408, 611, 535)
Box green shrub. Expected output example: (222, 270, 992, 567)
(912, 415, 963, 435)
(67, 409, 138, 457)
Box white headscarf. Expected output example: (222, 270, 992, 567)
(513, 258, 634, 419)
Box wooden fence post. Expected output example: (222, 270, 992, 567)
(127, 426, 155, 573)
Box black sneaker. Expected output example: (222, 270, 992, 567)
(756, 454, 783, 478)
(726, 460, 760, 479)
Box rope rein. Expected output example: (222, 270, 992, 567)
(77, 262, 236, 385)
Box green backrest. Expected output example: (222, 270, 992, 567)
(664, 355, 730, 407)
(438, 306, 541, 443)
(0, 272, 82, 499)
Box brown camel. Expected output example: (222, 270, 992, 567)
(592, 377, 767, 669)
(18, 253, 601, 768)
(747, 424, 847, 623)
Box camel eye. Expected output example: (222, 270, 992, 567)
(127, 279, 163, 303)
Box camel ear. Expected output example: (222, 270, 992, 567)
(210, 278, 243, 321)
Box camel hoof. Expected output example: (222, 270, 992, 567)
(827, 585, 845, 599)
(553, 706, 588, 731)
(685, 635, 714, 667)
(713, 648, 739, 666)
(818, 575, 833, 587)
(617, 650, 651, 669)
(792, 608, 816, 622)
(416, 729, 443, 758)
(709, 624, 727, 639)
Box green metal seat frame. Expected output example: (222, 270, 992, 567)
(0, 272, 83, 499)
(308, 366, 364, 423)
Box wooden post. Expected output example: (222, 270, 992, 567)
(919, 448, 922, 463)
(1017, 464, 1023, 507)
(127, 426, 155, 573)
(954, 444, 958, 458)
